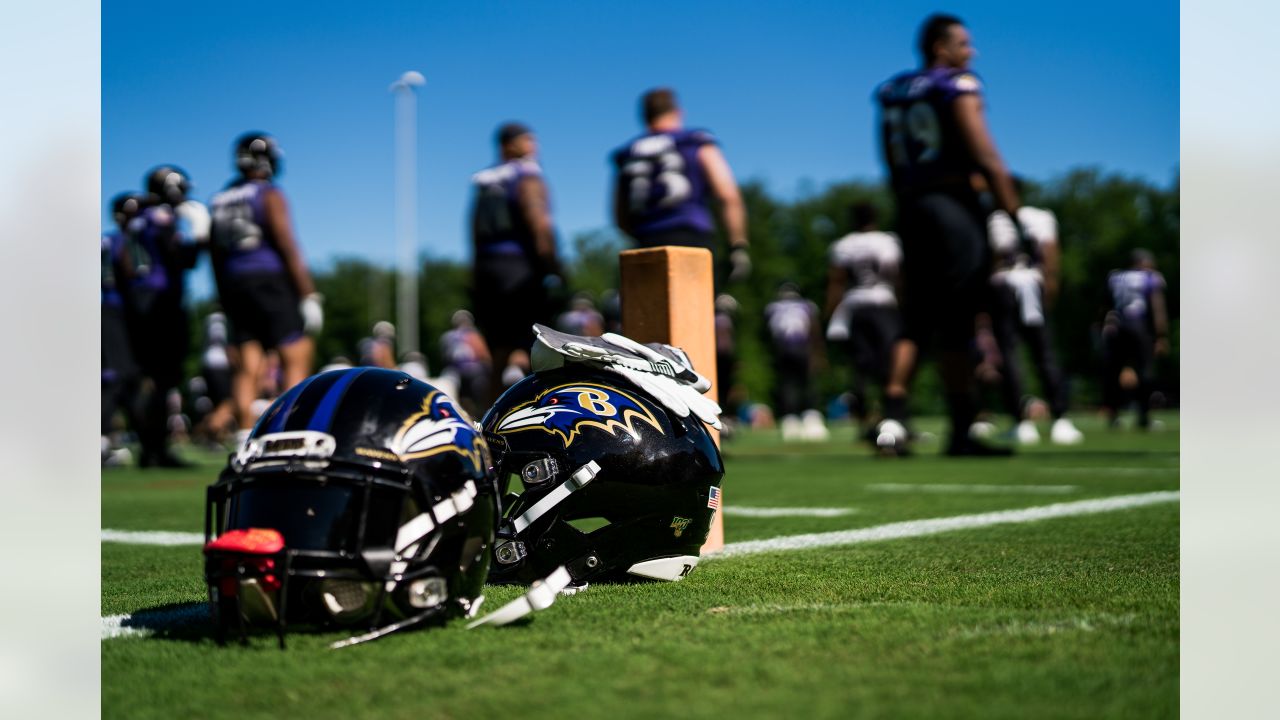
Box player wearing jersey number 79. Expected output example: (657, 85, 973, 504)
(611, 88, 750, 285)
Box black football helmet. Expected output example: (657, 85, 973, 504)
(480, 365, 724, 587)
(144, 165, 191, 206)
(235, 132, 283, 178)
(110, 192, 149, 229)
(204, 368, 498, 648)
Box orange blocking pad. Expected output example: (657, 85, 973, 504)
(619, 246, 724, 552)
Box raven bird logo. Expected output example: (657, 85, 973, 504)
(495, 383, 663, 448)
(391, 391, 485, 470)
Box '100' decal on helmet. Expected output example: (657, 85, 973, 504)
(494, 383, 663, 448)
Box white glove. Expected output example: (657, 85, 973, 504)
(300, 293, 324, 335)
(728, 246, 751, 283)
(531, 324, 722, 430)
(175, 200, 211, 244)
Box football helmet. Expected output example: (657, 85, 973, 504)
(235, 131, 283, 178)
(144, 165, 191, 206)
(480, 363, 724, 587)
(204, 368, 498, 648)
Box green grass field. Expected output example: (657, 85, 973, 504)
(102, 412, 1179, 719)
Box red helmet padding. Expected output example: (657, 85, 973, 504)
(204, 528, 285, 555)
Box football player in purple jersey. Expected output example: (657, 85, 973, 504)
(611, 88, 751, 284)
(209, 132, 322, 445)
(874, 13, 1025, 456)
(102, 193, 147, 466)
(470, 122, 562, 404)
(1101, 248, 1170, 429)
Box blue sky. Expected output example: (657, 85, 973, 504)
(103, 1, 1178, 299)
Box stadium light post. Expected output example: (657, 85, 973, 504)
(390, 70, 425, 355)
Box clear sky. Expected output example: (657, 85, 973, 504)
(103, 1, 1178, 298)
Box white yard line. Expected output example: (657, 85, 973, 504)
(102, 529, 205, 546)
(712, 491, 1179, 559)
(1037, 467, 1178, 476)
(102, 604, 209, 639)
(723, 506, 855, 518)
(865, 483, 1079, 494)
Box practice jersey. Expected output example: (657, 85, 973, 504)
(876, 67, 983, 195)
(101, 232, 124, 307)
(123, 205, 186, 296)
(556, 308, 604, 337)
(765, 297, 818, 354)
(1109, 269, 1166, 325)
(441, 327, 487, 372)
(471, 158, 546, 256)
(209, 179, 287, 277)
(989, 206, 1057, 263)
(829, 231, 901, 308)
(612, 129, 716, 236)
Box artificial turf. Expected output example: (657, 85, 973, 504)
(102, 412, 1178, 719)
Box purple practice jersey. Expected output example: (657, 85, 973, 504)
(765, 298, 818, 354)
(101, 232, 124, 307)
(876, 67, 984, 195)
(209, 179, 287, 277)
(612, 129, 716, 236)
(124, 205, 186, 296)
(1109, 269, 1166, 325)
(471, 158, 546, 256)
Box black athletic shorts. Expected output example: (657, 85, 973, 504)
(634, 228, 716, 254)
(847, 304, 900, 382)
(473, 253, 549, 354)
(124, 293, 189, 388)
(101, 303, 138, 385)
(219, 272, 304, 348)
(895, 190, 991, 351)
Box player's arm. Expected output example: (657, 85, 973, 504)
(1041, 239, 1061, 308)
(262, 188, 316, 298)
(698, 144, 747, 250)
(612, 170, 635, 239)
(954, 95, 1020, 217)
(1151, 285, 1170, 356)
(516, 175, 559, 272)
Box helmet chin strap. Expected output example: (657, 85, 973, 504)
(466, 566, 574, 629)
(510, 461, 601, 534)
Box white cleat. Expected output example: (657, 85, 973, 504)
(801, 409, 830, 441)
(1016, 420, 1041, 445)
(780, 414, 802, 442)
(1050, 418, 1085, 445)
(969, 421, 997, 440)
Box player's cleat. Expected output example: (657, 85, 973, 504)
(780, 414, 803, 442)
(1016, 419, 1041, 445)
(945, 436, 1014, 457)
(1049, 418, 1084, 445)
(801, 409, 830, 441)
(969, 420, 997, 440)
(875, 419, 911, 457)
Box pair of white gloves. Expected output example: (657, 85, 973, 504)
(529, 323, 723, 430)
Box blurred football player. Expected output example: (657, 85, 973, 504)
(1102, 248, 1169, 429)
(556, 292, 605, 337)
(470, 122, 562, 404)
(986, 189, 1083, 444)
(440, 309, 492, 418)
(209, 132, 322, 444)
(611, 88, 751, 284)
(824, 202, 902, 440)
(714, 293, 743, 431)
(101, 192, 147, 466)
(119, 167, 206, 467)
(766, 283, 829, 442)
(873, 14, 1023, 456)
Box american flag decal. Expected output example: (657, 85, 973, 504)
(707, 486, 721, 510)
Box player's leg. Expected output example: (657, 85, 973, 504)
(278, 335, 315, 393)
(991, 284, 1035, 442)
(1024, 318, 1082, 443)
(233, 340, 266, 433)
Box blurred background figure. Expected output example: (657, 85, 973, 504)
(556, 292, 605, 336)
(874, 13, 1020, 457)
(824, 201, 901, 442)
(598, 288, 624, 335)
(611, 87, 751, 285)
(209, 132, 321, 444)
(440, 309, 492, 417)
(397, 350, 430, 382)
(470, 122, 562, 404)
(194, 311, 236, 445)
(986, 187, 1083, 445)
(101, 192, 146, 467)
(765, 282, 828, 442)
(359, 321, 397, 368)
(320, 356, 354, 373)
(120, 166, 204, 467)
(714, 293, 743, 435)
(1102, 248, 1169, 429)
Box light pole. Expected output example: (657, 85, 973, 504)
(390, 70, 425, 355)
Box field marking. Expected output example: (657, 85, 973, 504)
(723, 506, 855, 518)
(102, 529, 204, 546)
(712, 490, 1179, 559)
(865, 483, 1078, 494)
(103, 603, 209, 640)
